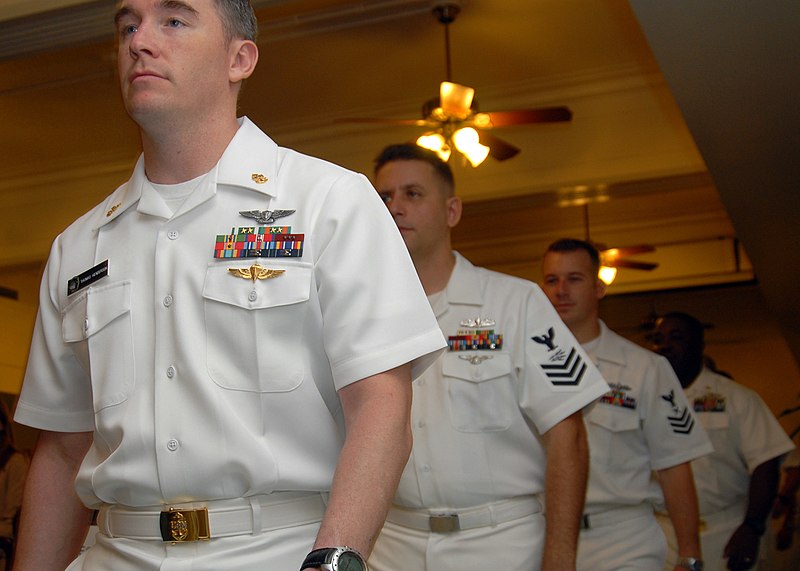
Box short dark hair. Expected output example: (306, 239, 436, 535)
(374, 144, 455, 195)
(545, 238, 601, 274)
(215, 0, 258, 43)
(659, 311, 705, 342)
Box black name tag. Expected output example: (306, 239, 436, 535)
(67, 260, 109, 296)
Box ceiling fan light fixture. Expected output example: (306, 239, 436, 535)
(440, 81, 474, 119)
(452, 127, 490, 167)
(598, 265, 617, 285)
(417, 132, 452, 162)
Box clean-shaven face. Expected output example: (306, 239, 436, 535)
(115, 0, 234, 124)
(375, 159, 456, 261)
(541, 249, 604, 330)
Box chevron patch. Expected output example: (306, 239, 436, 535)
(539, 347, 587, 386)
(667, 406, 695, 434)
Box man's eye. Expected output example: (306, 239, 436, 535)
(378, 194, 391, 204)
(167, 18, 185, 28)
(120, 24, 138, 36)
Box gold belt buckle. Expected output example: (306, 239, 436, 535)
(159, 507, 210, 542)
(429, 513, 460, 533)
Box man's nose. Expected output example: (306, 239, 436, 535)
(128, 22, 158, 58)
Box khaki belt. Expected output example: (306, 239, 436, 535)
(386, 495, 542, 533)
(98, 492, 326, 542)
(580, 503, 653, 530)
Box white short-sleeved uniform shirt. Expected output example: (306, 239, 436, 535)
(15, 117, 446, 508)
(685, 368, 794, 515)
(394, 253, 609, 510)
(582, 322, 712, 513)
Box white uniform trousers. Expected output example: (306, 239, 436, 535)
(369, 512, 545, 571)
(577, 507, 666, 570)
(67, 520, 320, 571)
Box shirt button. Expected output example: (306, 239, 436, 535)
(248, 290, 258, 302)
(471, 368, 482, 380)
(84, 318, 89, 332)
(167, 230, 179, 240)
(167, 439, 179, 451)
(163, 294, 173, 307)
(421, 465, 431, 473)
(417, 420, 426, 428)
(166, 366, 176, 379)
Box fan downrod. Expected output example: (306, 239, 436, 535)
(432, 1, 461, 24)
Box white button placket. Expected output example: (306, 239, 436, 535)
(153, 224, 184, 496)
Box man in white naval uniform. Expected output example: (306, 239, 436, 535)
(541, 239, 711, 571)
(368, 145, 610, 571)
(652, 312, 795, 571)
(12, 2, 445, 570)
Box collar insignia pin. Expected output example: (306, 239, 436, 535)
(228, 264, 286, 283)
(106, 203, 121, 217)
(251, 173, 269, 184)
(239, 209, 295, 224)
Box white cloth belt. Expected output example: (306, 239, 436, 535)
(698, 501, 747, 530)
(98, 492, 327, 541)
(580, 504, 653, 530)
(386, 495, 542, 533)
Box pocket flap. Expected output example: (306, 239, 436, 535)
(589, 403, 639, 432)
(442, 352, 512, 383)
(62, 281, 132, 342)
(203, 262, 312, 310)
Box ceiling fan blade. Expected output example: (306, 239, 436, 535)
(486, 106, 572, 127)
(334, 117, 434, 127)
(603, 244, 655, 257)
(477, 131, 520, 161)
(440, 81, 475, 119)
(607, 259, 659, 271)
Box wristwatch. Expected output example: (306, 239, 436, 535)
(676, 557, 704, 571)
(300, 547, 368, 571)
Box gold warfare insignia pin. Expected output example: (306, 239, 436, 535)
(106, 203, 121, 217)
(228, 263, 285, 283)
(251, 173, 268, 184)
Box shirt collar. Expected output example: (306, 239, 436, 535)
(588, 320, 627, 366)
(439, 251, 483, 313)
(92, 117, 279, 230)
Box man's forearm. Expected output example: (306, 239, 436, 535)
(542, 411, 588, 571)
(310, 364, 412, 560)
(658, 462, 702, 558)
(14, 430, 93, 570)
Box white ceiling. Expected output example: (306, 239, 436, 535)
(0, 0, 797, 360)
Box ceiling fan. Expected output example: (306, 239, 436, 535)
(582, 203, 658, 276)
(337, 1, 572, 166)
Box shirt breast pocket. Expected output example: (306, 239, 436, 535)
(202, 262, 312, 393)
(62, 280, 134, 411)
(587, 404, 641, 468)
(443, 352, 516, 433)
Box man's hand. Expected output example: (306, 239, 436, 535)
(723, 523, 760, 570)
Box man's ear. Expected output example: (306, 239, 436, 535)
(229, 39, 259, 84)
(446, 195, 462, 228)
(595, 277, 607, 300)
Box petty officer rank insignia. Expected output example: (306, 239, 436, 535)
(531, 326, 587, 387)
(693, 391, 726, 413)
(600, 383, 637, 409)
(661, 389, 695, 434)
(214, 226, 303, 259)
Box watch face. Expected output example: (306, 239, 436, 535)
(336, 552, 365, 571)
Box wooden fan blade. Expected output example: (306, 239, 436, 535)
(486, 106, 572, 127)
(603, 244, 655, 257)
(334, 117, 434, 127)
(440, 81, 475, 118)
(608, 259, 659, 271)
(477, 131, 520, 161)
